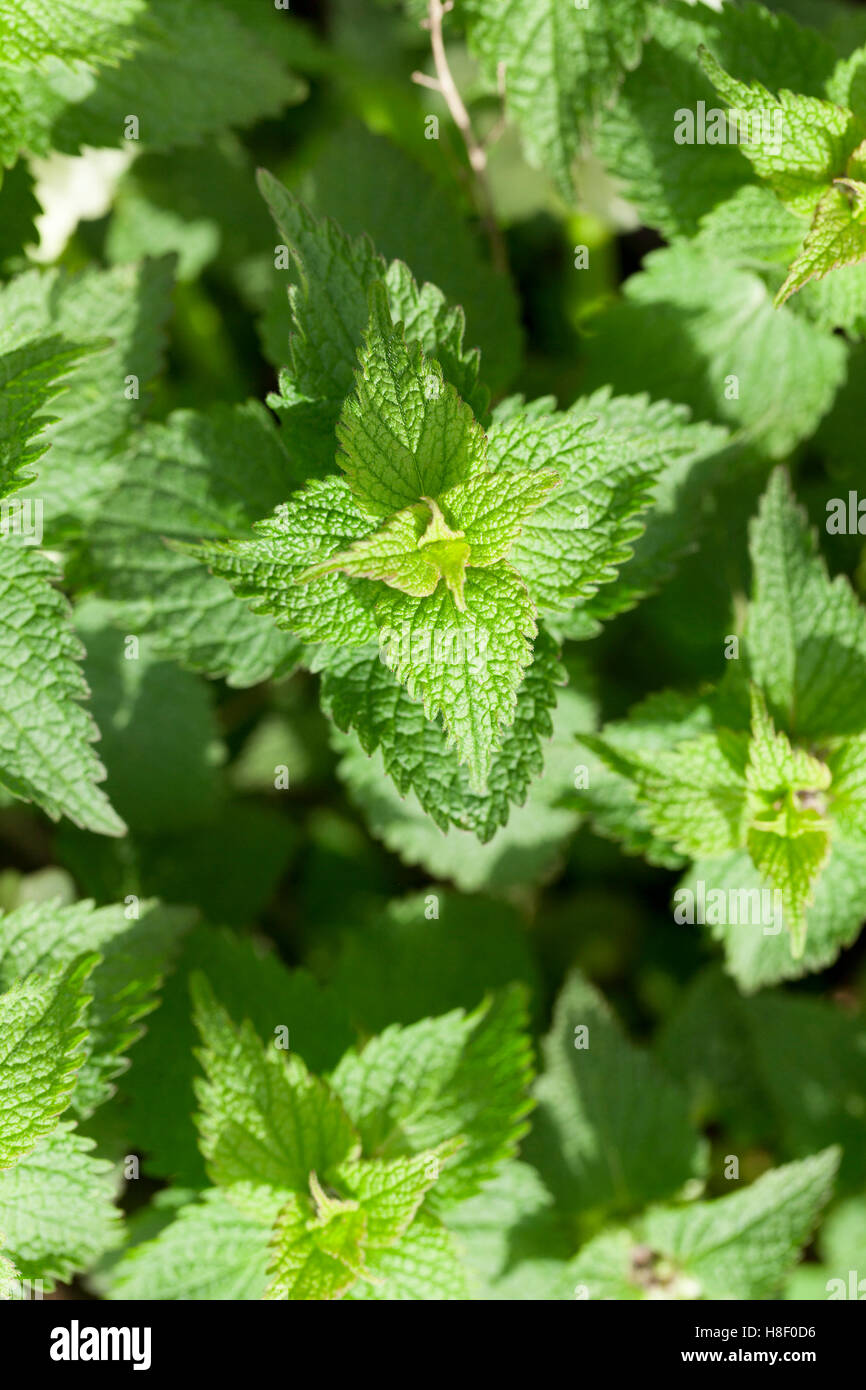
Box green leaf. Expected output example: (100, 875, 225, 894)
(0, 898, 187, 1119)
(46, 0, 306, 159)
(89, 406, 302, 687)
(0, 1242, 19, 1299)
(120, 925, 354, 1187)
(485, 401, 661, 616)
(0, 0, 142, 66)
(0, 543, 125, 836)
(746, 828, 829, 958)
(625, 730, 750, 860)
(190, 476, 380, 648)
(329, 989, 533, 1206)
(0, 336, 82, 500)
(745, 468, 866, 740)
(336, 286, 487, 517)
(679, 843, 866, 990)
(0, 1122, 121, 1284)
(826, 734, 866, 840)
(570, 392, 731, 626)
(0, 954, 95, 1168)
(192, 975, 360, 1210)
(325, 891, 541, 1036)
(461, 0, 649, 192)
(443, 1161, 568, 1298)
(265, 1181, 368, 1301)
(318, 625, 564, 840)
(524, 971, 705, 1230)
(569, 1150, 839, 1301)
(257, 170, 487, 461)
(75, 600, 225, 834)
(641, 1149, 840, 1301)
(695, 183, 807, 268)
(659, 968, 866, 1192)
(574, 689, 716, 869)
(299, 122, 521, 393)
(594, 0, 839, 238)
(333, 681, 591, 892)
(700, 46, 863, 215)
(106, 1188, 271, 1301)
(582, 244, 847, 460)
(0, 259, 175, 532)
(375, 564, 538, 792)
(336, 1152, 445, 1247)
(305, 466, 559, 613)
(345, 1211, 468, 1301)
(778, 181, 866, 302)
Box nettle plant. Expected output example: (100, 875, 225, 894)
(1, 890, 849, 1302)
(183, 171, 722, 835)
(2, 0, 866, 1306)
(580, 471, 866, 990)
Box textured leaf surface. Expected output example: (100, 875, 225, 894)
(90, 406, 302, 687)
(0, 260, 174, 531)
(0, 543, 124, 835)
(334, 682, 590, 891)
(0, 898, 186, 1119)
(486, 402, 660, 616)
(683, 841, 866, 990)
(299, 123, 521, 393)
(582, 244, 847, 458)
(746, 468, 866, 739)
(47, 0, 306, 158)
(0, 336, 82, 500)
(643, 1149, 839, 1300)
(330, 989, 533, 1207)
(193, 976, 360, 1209)
(346, 1213, 468, 1301)
(121, 927, 353, 1187)
(701, 47, 862, 215)
(336, 288, 487, 517)
(107, 1188, 270, 1301)
(258, 170, 487, 466)
(318, 625, 563, 840)
(0, 1122, 121, 1283)
(594, 0, 838, 237)
(462, 0, 649, 191)
(0, 955, 94, 1168)
(0, 0, 142, 65)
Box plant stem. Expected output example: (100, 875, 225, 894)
(413, 0, 509, 275)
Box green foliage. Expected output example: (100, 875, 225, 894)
(579, 469, 866, 985)
(107, 975, 531, 1299)
(2, 0, 866, 1309)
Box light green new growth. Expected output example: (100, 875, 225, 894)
(745, 689, 831, 956)
(577, 469, 866, 982)
(700, 46, 866, 303)
(108, 977, 531, 1300)
(337, 285, 488, 517)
